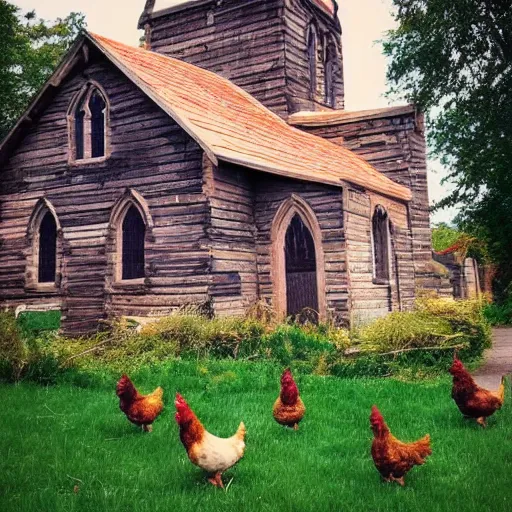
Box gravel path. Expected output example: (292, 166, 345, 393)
(473, 327, 512, 389)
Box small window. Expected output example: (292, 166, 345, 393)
(372, 206, 390, 282)
(122, 205, 145, 280)
(38, 212, 57, 283)
(307, 25, 317, 97)
(69, 83, 108, 162)
(324, 39, 337, 107)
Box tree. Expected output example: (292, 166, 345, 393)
(383, 0, 512, 294)
(0, 1, 86, 139)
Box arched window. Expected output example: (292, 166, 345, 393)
(372, 206, 390, 282)
(324, 38, 337, 107)
(122, 205, 146, 280)
(307, 25, 317, 97)
(38, 211, 58, 283)
(69, 83, 108, 162)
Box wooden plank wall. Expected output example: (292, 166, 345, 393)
(253, 177, 349, 323)
(148, 0, 289, 118)
(0, 51, 210, 334)
(206, 160, 259, 316)
(343, 186, 414, 324)
(298, 112, 434, 290)
(283, 0, 344, 113)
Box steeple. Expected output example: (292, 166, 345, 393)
(139, 0, 344, 118)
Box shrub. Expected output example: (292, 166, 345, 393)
(357, 311, 454, 353)
(416, 296, 492, 357)
(483, 296, 512, 326)
(0, 310, 27, 381)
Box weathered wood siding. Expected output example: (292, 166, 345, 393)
(205, 159, 259, 316)
(298, 112, 431, 290)
(343, 186, 414, 324)
(0, 51, 210, 333)
(145, 0, 343, 118)
(283, 0, 344, 112)
(147, 0, 289, 118)
(253, 177, 349, 322)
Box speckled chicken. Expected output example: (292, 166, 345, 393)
(116, 374, 164, 432)
(273, 368, 306, 430)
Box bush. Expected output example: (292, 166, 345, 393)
(0, 311, 27, 381)
(416, 296, 492, 357)
(357, 312, 454, 353)
(483, 295, 512, 326)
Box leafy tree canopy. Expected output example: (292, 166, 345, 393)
(383, 0, 512, 290)
(0, 1, 85, 139)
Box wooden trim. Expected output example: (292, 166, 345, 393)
(25, 198, 63, 291)
(107, 189, 154, 285)
(270, 193, 326, 321)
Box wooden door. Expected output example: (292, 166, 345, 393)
(285, 214, 318, 321)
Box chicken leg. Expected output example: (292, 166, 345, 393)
(208, 472, 224, 489)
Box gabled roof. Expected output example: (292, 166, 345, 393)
(288, 105, 417, 127)
(0, 32, 412, 202)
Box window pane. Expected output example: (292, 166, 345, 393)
(75, 108, 85, 160)
(38, 212, 57, 283)
(308, 28, 317, 94)
(373, 208, 389, 281)
(122, 206, 145, 280)
(89, 91, 106, 158)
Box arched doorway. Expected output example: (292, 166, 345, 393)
(285, 214, 319, 319)
(271, 195, 326, 321)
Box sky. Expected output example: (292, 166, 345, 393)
(14, 0, 456, 224)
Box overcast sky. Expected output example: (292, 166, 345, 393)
(13, 0, 456, 224)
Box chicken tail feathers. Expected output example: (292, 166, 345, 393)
(152, 386, 164, 399)
(415, 434, 432, 460)
(235, 421, 246, 442)
(116, 374, 137, 399)
(492, 376, 506, 404)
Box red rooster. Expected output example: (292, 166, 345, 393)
(370, 406, 432, 486)
(273, 368, 306, 430)
(450, 352, 505, 427)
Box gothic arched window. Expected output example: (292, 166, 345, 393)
(122, 205, 146, 280)
(307, 25, 317, 97)
(69, 83, 108, 162)
(324, 38, 337, 107)
(38, 211, 58, 284)
(372, 206, 390, 282)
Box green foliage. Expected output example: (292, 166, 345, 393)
(1, 375, 511, 512)
(0, 298, 491, 384)
(432, 223, 461, 252)
(483, 296, 512, 326)
(0, 1, 86, 139)
(357, 312, 453, 352)
(383, 0, 512, 290)
(0, 310, 27, 381)
(17, 310, 61, 333)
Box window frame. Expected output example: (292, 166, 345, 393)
(371, 205, 392, 285)
(67, 81, 110, 165)
(25, 199, 62, 292)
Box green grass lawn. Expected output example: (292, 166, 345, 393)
(1, 362, 511, 512)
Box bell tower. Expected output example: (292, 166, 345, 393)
(138, 0, 344, 118)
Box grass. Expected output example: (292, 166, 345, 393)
(1, 361, 511, 512)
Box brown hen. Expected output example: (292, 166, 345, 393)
(450, 352, 505, 427)
(273, 368, 305, 430)
(116, 374, 164, 432)
(370, 406, 431, 486)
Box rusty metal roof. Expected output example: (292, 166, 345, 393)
(88, 33, 411, 201)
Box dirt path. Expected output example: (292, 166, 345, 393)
(473, 327, 512, 389)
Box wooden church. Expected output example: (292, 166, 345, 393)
(0, 0, 437, 333)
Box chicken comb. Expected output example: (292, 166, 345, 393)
(370, 405, 385, 426)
